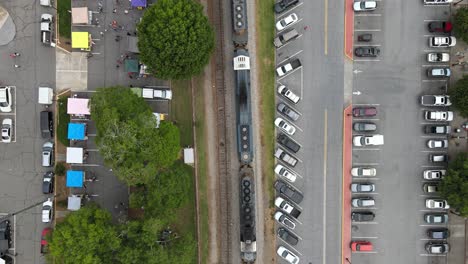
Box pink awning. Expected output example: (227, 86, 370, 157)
(72, 7, 89, 24)
(67, 98, 90, 115)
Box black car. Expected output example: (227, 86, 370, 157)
(277, 228, 299, 245)
(42, 171, 54, 194)
(353, 122, 377, 132)
(274, 0, 299, 14)
(357, 33, 372, 42)
(428, 21, 452, 33)
(424, 125, 451, 134)
(427, 228, 450, 239)
(351, 212, 375, 222)
(274, 180, 303, 204)
(277, 133, 300, 153)
(354, 47, 380, 57)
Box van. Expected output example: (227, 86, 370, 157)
(40, 111, 53, 138)
(351, 241, 373, 252)
(274, 29, 299, 48)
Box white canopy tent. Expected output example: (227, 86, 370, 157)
(66, 147, 83, 164)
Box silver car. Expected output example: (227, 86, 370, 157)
(352, 197, 375, 208)
(277, 103, 300, 121)
(351, 183, 375, 193)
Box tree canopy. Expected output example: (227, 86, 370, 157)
(448, 75, 468, 117)
(454, 7, 468, 43)
(48, 205, 121, 264)
(440, 153, 468, 216)
(90, 86, 180, 185)
(137, 0, 214, 80)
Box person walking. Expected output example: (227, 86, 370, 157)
(14, 64, 20, 68)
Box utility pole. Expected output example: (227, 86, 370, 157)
(0, 198, 51, 223)
(454, 0, 465, 6)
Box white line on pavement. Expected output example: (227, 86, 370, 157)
(354, 44, 381, 47)
(422, 64, 449, 67)
(353, 148, 380, 151)
(352, 103, 380, 106)
(420, 254, 447, 257)
(354, 59, 381, 62)
(355, 29, 381, 32)
(353, 251, 378, 254)
(424, 50, 450, 53)
(277, 50, 304, 65)
(420, 135, 448, 139)
(353, 163, 379, 165)
(351, 236, 379, 239)
(421, 165, 446, 168)
(355, 14, 382, 16)
(424, 19, 447, 22)
(277, 34, 304, 51)
(352, 178, 380, 180)
(420, 224, 448, 227)
(422, 79, 448, 82)
(275, 2, 304, 19)
(353, 118, 380, 121)
(352, 221, 378, 224)
(322, 110, 328, 264)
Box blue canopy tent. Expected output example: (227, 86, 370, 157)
(66, 170, 84, 187)
(68, 123, 86, 140)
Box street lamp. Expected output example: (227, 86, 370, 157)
(345, 258, 352, 264)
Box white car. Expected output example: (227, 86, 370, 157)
(41, 13, 53, 32)
(275, 164, 297, 183)
(423, 170, 446, 180)
(42, 198, 53, 223)
(426, 199, 450, 209)
(277, 85, 300, 104)
(275, 117, 296, 135)
(427, 53, 450, 62)
(424, 111, 453, 121)
(427, 139, 448, 148)
(424, 0, 453, 4)
(277, 246, 300, 264)
(353, 1, 377, 11)
(429, 36, 456, 47)
(276, 13, 298, 31)
(353, 134, 384, 146)
(274, 211, 296, 229)
(351, 167, 376, 177)
(1, 119, 12, 143)
(0, 86, 12, 113)
(42, 142, 54, 167)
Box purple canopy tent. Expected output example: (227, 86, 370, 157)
(131, 0, 147, 8)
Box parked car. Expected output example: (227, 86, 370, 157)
(427, 53, 450, 62)
(424, 0, 453, 4)
(275, 117, 296, 135)
(352, 106, 377, 117)
(425, 242, 449, 254)
(424, 125, 451, 134)
(42, 142, 54, 167)
(42, 198, 53, 223)
(423, 183, 440, 193)
(429, 36, 456, 47)
(427, 68, 451, 78)
(277, 103, 300, 121)
(274, 147, 298, 167)
(420, 95, 451, 106)
(274, 28, 300, 48)
(353, 1, 377, 11)
(276, 13, 298, 31)
(275, 164, 297, 183)
(425, 213, 448, 224)
(277, 133, 300, 153)
(274, 180, 303, 204)
(277, 246, 300, 264)
(351, 212, 375, 222)
(276, 59, 301, 76)
(427, 228, 450, 239)
(426, 199, 450, 209)
(428, 21, 452, 33)
(277, 228, 299, 245)
(353, 122, 376, 132)
(423, 170, 446, 180)
(353, 134, 384, 146)
(424, 111, 453, 121)
(40, 111, 54, 138)
(1, 119, 12, 143)
(430, 154, 448, 163)
(427, 139, 448, 148)
(351, 167, 376, 177)
(274, 0, 299, 14)
(357, 33, 372, 42)
(351, 183, 375, 193)
(275, 211, 296, 229)
(354, 47, 380, 57)
(351, 241, 373, 251)
(278, 85, 300, 104)
(352, 197, 375, 208)
(42, 171, 54, 194)
(0, 86, 12, 113)
(275, 197, 301, 218)
(41, 228, 52, 254)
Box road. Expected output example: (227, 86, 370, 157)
(0, 1, 56, 264)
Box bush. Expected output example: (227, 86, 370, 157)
(454, 7, 468, 43)
(448, 75, 468, 117)
(55, 162, 66, 176)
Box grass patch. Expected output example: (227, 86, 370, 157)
(57, 96, 70, 146)
(193, 76, 209, 264)
(171, 80, 194, 146)
(57, 0, 71, 39)
(257, 0, 276, 206)
(173, 166, 197, 240)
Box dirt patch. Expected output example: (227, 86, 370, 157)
(57, 36, 72, 53)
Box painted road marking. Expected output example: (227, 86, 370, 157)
(324, 0, 328, 55)
(354, 44, 381, 47)
(424, 19, 448, 22)
(420, 136, 448, 139)
(351, 236, 378, 239)
(352, 103, 380, 106)
(353, 162, 379, 165)
(274, 2, 304, 19)
(352, 148, 380, 151)
(421, 165, 446, 168)
(323, 109, 328, 264)
(354, 59, 381, 62)
(277, 34, 304, 50)
(420, 254, 447, 257)
(355, 14, 381, 17)
(422, 64, 449, 67)
(421, 150, 448, 153)
(355, 29, 381, 32)
(277, 50, 304, 65)
(352, 221, 378, 224)
(420, 224, 448, 227)
(353, 251, 378, 254)
(422, 79, 448, 82)
(353, 118, 380, 121)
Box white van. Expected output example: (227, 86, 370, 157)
(40, 0, 53, 7)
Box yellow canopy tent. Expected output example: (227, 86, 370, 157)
(72, 32, 91, 51)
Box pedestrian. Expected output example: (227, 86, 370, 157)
(125, 53, 129, 59)
(113, 8, 117, 13)
(127, 31, 131, 36)
(14, 64, 20, 68)
(116, 64, 120, 68)
(14, 52, 20, 56)
(304, 25, 309, 30)
(100, 31, 104, 36)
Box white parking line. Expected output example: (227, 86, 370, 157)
(277, 67, 303, 82)
(352, 221, 378, 224)
(278, 101, 302, 116)
(87, 149, 99, 152)
(420, 224, 448, 227)
(422, 79, 448, 82)
(354, 44, 381, 47)
(352, 103, 380, 106)
(277, 34, 304, 50)
(355, 14, 382, 17)
(424, 50, 449, 53)
(353, 163, 379, 165)
(354, 59, 381, 62)
(276, 18, 303, 34)
(423, 4, 451, 6)
(352, 207, 378, 210)
(420, 135, 447, 139)
(424, 19, 447, 22)
(355, 29, 381, 32)
(352, 178, 380, 180)
(352, 236, 379, 239)
(421, 150, 447, 153)
(353, 148, 380, 151)
(422, 64, 449, 67)
(353, 118, 380, 121)
(420, 209, 448, 212)
(73, 164, 101, 167)
(88, 133, 97, 136)
(277, 50, 303, 65)
(353, 251, 378, 254)
(421, 165, 446, 168)
(275, 2, 304, 19)
(420, 254, 447, 257)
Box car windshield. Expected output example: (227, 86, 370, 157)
(433, 216, 442, 222)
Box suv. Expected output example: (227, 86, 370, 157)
(42, 142, 54, 167)
(351, 212, 375, 222)
(277, 103, 300, 121)
(0, 87, 12, 113)
(274, 0, 299, 14)
(430, 154, 448, 163)
(425, 242, 449, 254)
(42, 171, 54, 194)
(424, 111, 453, 121)
(425, 213, 448, 224)
(353, 122, 376, 132)
(277, 133, 300, 153)
(352, 197, 375, 208)
(429, 36, 456, 47)
(425, 125, 451, 134)
(427, 228, 450, 239)
(274, 180, 303, 204)
(277, 228, 299, 245)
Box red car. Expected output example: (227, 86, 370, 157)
(428, 21, 452, 33)
(352, 107, 377, 117)
(351, 241, 373, 251)
(41, 228, 52, 254)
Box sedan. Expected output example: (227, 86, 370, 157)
(427, 228, 450, 239)
(423, 183, 440, 193)
(429, 36, 456, 47)
(353, 1, 377, 11)
(353, 122, 376, 132)
(427, 139, 448, 148)
(425, 242, 449, 254)
(275, 117, 296, 135)
(351, 212, 375, 222)
(278, 85, 300, 104)
(354, 46, 380, 57)
(274, 164, 297, 183)
(0, 86, 12, 113)
(351, 167, 376, 177)
(352, 197, 375, 208)
(277, 228, 299, 245)
(42, 198, 53, 223)
(42, 171, 54, 194)
(425, 213, 448, 224)
(352, 106, 377, 117)
(1, 118, 12, 143)
(41, 228, 52, 254)
(274, 180, 303, 204)
(424, 170, 446, 180)
(275, 211, 296, 229)
(277, 246, 300, 264)
(426, 199, 450, 209)
(276, 13, 298, 31)
(427, 68, 451, 78)
(277, 103, 300, 121)
(427, 53, 450, 62)
(351, 183, 375, 193)
(428, 21, 452, 33)
(430, 154, 448, 163)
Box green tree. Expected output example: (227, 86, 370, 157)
(91, 87, 180, 185)
(129, 162, 193, 218)
(449, 75, 468, 117)
(48, 205, 121, 264)
(137, 0, 214, 79)
(454, 7, 468, 43)
(440, 153, 468, 216)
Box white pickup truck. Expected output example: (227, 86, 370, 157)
(420, 95, 451, 106)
